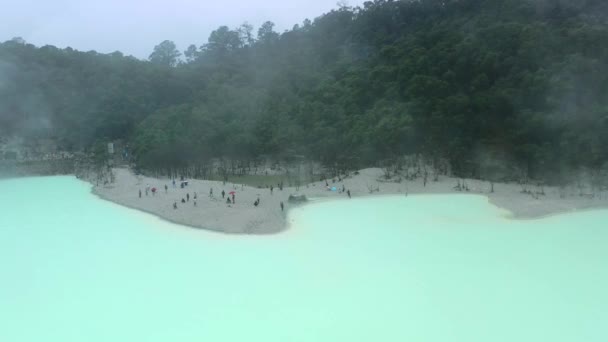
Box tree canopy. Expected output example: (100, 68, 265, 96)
(149, 40, 181, 67)
(1, 0, 607, 183)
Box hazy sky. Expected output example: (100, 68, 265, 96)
(0, 0, 363, 59)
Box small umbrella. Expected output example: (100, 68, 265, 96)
(229, 191, 236, 195)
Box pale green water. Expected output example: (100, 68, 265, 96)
(1, 176, 608, 342)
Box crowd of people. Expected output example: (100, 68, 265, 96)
(138, 176, 353, 215)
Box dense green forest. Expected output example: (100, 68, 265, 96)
(1, 0, 607, 184)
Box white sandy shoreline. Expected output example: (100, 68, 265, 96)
(87, 167, 608, 234)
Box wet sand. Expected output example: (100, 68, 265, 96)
(92, 168, 608, 234)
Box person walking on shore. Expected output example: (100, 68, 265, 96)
(222, 190, 225, 199)
(165, 184, 168, 193)
(231, 193, 235, 204)
(139, 189, 142, 198)
(270, 185, 273, 195)
(194, 192, 197, 200)
(280, 201, 284, 212)
(347, 190, 351, 198)
(209, 188, 213, 197)
(187, 193, 190, 202)
(173, 201, 177, 209)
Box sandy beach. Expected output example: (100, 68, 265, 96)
(92, 168, 608, 234)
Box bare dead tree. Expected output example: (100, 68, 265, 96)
(366, 182, 380, 194)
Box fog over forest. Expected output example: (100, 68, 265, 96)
(1, 0, 607, 187)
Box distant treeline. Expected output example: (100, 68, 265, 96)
(1, 0, 607, 185)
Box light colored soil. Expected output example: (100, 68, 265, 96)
(92, 168, 608, 234)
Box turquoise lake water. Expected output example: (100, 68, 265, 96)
(1, 176, 607, 342)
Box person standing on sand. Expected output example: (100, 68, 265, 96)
(194, 192, 197, 200)
(347, 190, 351, 198)
(222, 190, 225, 199)
(173, 202, 177, 209)
(194, 198, 197, 207)
(280, 202, 284, 212)
(232, 193, 235, 204)
(181, 198, 186, 204)
(139, 189, 142, 198)
(165, 184, 168, 193)
(187, 193, 190, 202)
(209, 188, 213, 197)
(270, 185, 273, 195)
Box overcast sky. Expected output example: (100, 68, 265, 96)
(0, 0, 364, 59)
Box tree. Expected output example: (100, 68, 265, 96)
(184, 44, 199, 63)
(203, 26, 242, 57)
(149, 40, 181, 67)
(10, 37, 26, 44)
(257, 21, 279, 44)
(238, 22, 255, 46)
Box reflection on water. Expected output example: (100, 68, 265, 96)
(1, 176, 607, 342)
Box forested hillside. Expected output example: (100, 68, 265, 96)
(1, 0, 607, 184)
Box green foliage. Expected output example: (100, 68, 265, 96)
(1, 0, 607, 182)
(149, 40, 181, 67)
